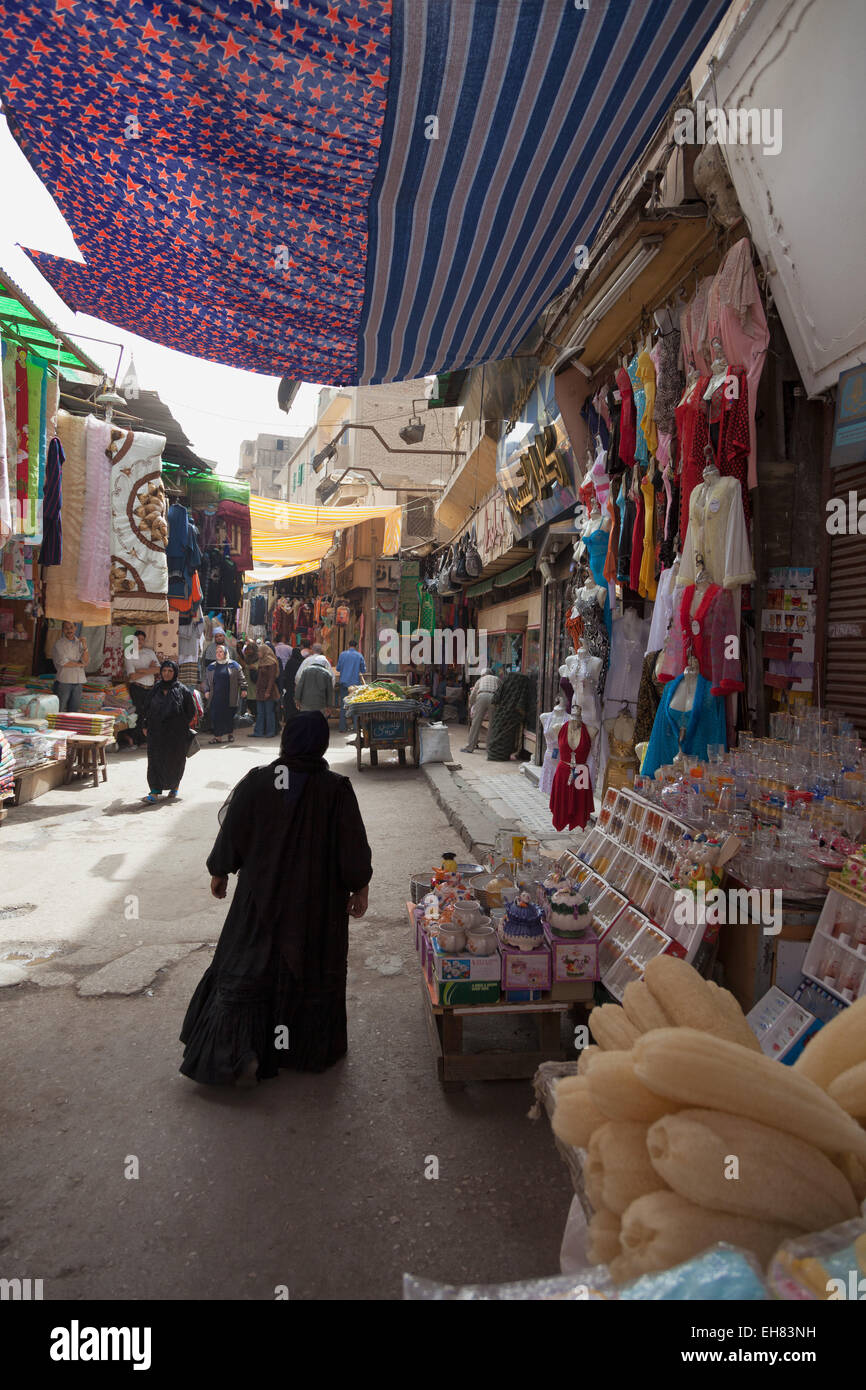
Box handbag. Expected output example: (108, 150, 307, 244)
(465, 528, 482, 578)
(185, 728, 201, 758)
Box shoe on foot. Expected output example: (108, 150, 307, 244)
(235, 1055, 259, 1088)
(143, 792, 161, 803)
(460, 746, 474, 753)
(168, 790, 180, 800)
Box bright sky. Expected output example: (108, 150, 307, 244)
(0, 113, 321, 476)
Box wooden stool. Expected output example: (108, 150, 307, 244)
(64, 735, 110, 788)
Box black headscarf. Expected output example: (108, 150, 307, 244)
(271, 711, 330, 808)
(148, 659, 185, 722)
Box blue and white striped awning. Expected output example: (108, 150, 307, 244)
(358, 0, 728, 383)
(1, 0, 726, 386)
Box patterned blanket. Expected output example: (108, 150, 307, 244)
(109, 427, 169, 625)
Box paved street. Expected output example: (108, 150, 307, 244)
(0, 734, 572, 1300)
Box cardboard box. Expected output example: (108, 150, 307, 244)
(432, 979, 501, 1006)
(430, 938, 501, 982)
(747, 986, 820, 1064)
(500, 942, 551, 991)
(543, 923, 599, 983)
(549, 980, 595, 1003)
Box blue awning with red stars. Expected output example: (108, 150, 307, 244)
(0, 0, 727, 386)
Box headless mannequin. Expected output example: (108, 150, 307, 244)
(670, 652, 700, 713)
(703, 337, 729, 412)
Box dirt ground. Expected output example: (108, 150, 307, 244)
(0, 734, 573, 1300)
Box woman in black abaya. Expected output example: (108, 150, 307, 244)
(179, 711, 372, 1086)
(144, 660, 196, 803)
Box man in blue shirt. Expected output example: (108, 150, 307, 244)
(336, 640, 366, 731)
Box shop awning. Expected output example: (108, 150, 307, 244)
(0, 1, 727, 386)
(465, 577, 495, 598)
(249, 496, 401, 568)
(493, 557, 536, 588)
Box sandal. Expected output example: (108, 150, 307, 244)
(143, 793, 161, 804)
(209, 738, 223, 745)
(228, 735, 235, 743)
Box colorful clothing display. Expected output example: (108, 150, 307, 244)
(638, 475, 657, 600)
(678, 472, 755, 590)
(642, 672, 727, 779)
(707, 238, 769, 492)
(550, 719, 593, 832)
(658, 583, 744, 695)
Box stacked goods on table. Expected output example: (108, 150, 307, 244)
(0, 725, 67, 773)
(45, 711, 116, 738)
(414, 861, 501, 1004)
(553, 957, 866, 1288)
(412, 854, 601, 1005)
(0, 728, 15, 800)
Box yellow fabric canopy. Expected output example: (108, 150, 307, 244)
(246, 561, 321, 583)
(249, 496, 402, 569)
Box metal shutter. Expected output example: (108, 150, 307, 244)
(824, 460, 866, 736)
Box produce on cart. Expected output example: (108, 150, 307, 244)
(346, 691, 422, 768)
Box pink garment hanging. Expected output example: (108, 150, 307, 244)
(707, 238, 770, 493)
(680, 278, 714, 378)
(658, 583, 744, 695)
(78, 414, 113, 606)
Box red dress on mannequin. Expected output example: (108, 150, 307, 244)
(550, 720, 593, 832)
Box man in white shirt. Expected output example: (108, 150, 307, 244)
(52, 622, 89, 713)
(125, 629, 161, 745)
(461, 668, 500, 753)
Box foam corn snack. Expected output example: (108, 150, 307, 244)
(618, 1190, 799, 1277)
(646, 1109, 859, 1231)
(704, 980, 763, 1051)
(551, 1074, 607, 1150)
(794, 996, 866, 1089)
(587, 1209, 622, 1266)
(588, 1003, 640, 1051)
(621, 980, 671, 1034)
(633, 1029, 866, 1160)
(577, 1044, 602, 1076)
(644, 955, 761, 1050)
(587, 1121, 662, 1216)
(837, 1151, 866, 1203)
(828, 1060, 866, 1120)
(586, 1050, 679, 1125)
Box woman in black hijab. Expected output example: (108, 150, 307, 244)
(279, 644, 304, 721)
(143, 659, 197, 803)
(179, 712, 372, 1086)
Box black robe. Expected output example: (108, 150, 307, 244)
(145, 683, 195, 791)
(179, 762, 372, 1084)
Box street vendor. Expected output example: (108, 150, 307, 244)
(52, 621, 90, 714)
(336, 640, 366, 732)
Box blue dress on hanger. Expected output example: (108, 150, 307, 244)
(582, 527, 613, 639)
(628, 354, 649, 466)
(642, 673, 727, 778)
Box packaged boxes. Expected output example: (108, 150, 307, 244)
(432, 979, 501, 1006)
(429, 938, 501, 982)
(500, 941, 551, 992)
(543, 923, 599, 983)
(747, 986, 820, 1064)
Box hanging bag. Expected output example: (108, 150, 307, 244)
(465, 527, 482, 579)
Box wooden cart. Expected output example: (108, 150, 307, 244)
(350, 699, 421, 769)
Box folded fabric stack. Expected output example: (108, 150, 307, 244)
(5, 727, 66, 771)
(0, 730, 15, 799)
(45, 712, 116, 738)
